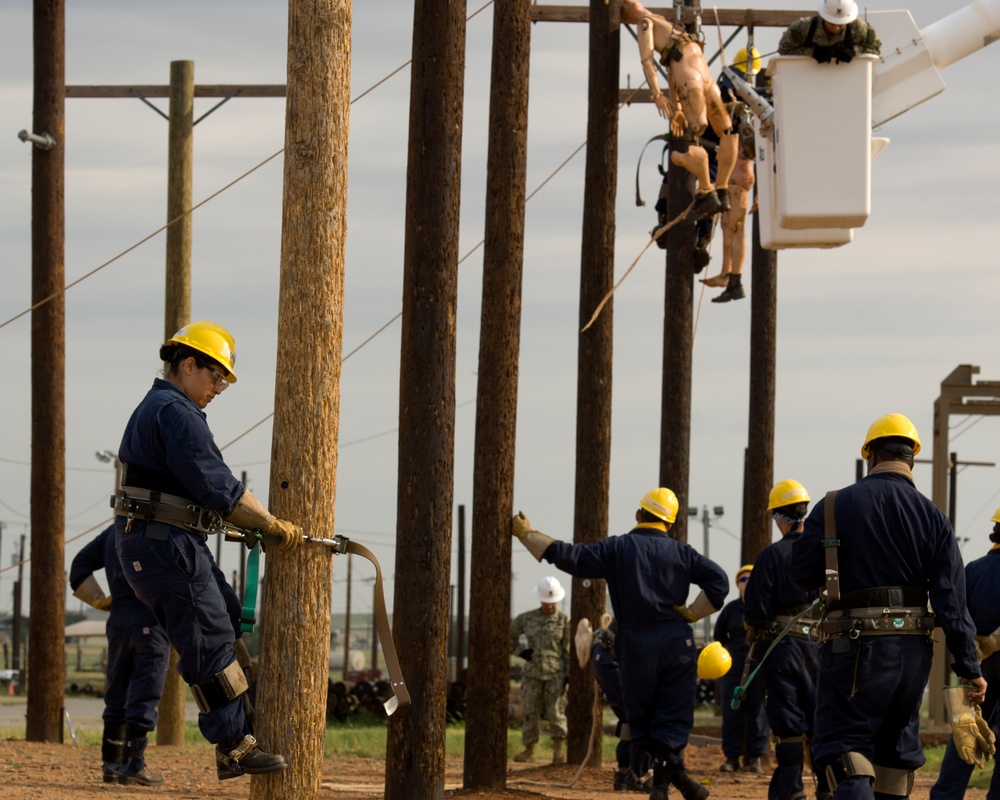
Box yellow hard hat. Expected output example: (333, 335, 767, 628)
(992, 506, 1000, 525)
(161, 321, 238, 383)
(768, 479, 810, 511)
(733, 46, 762, 76)
(697, 641, 732, 680)
(861, 413, 921, 459)
(736, 564, 754, 581)
(640, 487, 679, 524)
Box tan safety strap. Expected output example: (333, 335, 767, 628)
(344, 539, 411, 715)
(823, 490, 841, 602)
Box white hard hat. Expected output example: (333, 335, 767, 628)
(818, 0, 858, 25)
(534, 576, 566, 604)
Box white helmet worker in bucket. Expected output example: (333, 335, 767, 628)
(778, 0, 880, 62)
(510, 577, 571, 765)
(818, 0, 857, 26)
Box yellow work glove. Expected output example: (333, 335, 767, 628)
(944, 686, 996, 767)
(266, 518, 303, 551)
(510, 511, 555, 562)
(673, 591, 718, 623)
(976, 627, 1000, 661)
(72, 574, 112, 611)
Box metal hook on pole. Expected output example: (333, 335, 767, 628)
(17, 129, 57, 150)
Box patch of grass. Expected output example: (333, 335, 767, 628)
(922, 744, 995, 789)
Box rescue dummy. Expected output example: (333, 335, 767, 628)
(621, 0, 738, 221)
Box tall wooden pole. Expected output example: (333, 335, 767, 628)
(385, 0, 465, 796)
(27, 0, 66, 744)
(164, 60, 194, 340)
(742, 189, 777, 562)
(464, 0, 530, 787)
(157, 59, 195, 748)
(567, 0, 619, 766)
(659, 4, 697, 545)
(249, 1, 349, 797)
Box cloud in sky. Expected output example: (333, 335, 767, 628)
(1, 1, 999, 625)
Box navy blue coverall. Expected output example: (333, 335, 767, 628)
(543, 522, 729, 775)
(70, 523, 169, 778)
(714, 597, 769, 765)
(788, 471, 981, 800)
(930, 545, 1000, 800)
(744, 533, 824, 800)
(116, 378, 247, 748)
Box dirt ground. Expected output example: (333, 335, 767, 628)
(0, 736, 992, 800)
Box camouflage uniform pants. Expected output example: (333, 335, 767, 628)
(519, 676, 568, 745)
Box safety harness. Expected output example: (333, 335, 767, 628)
(815, 489, 936, 641)
(113, 486, 411, 715)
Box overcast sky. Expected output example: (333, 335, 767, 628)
(1, 2, 999, 638)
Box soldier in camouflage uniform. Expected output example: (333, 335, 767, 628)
(778, 0, 881, 63)
(510, 576, 571, 764)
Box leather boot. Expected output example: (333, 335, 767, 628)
(716, 186, 731, 213)
(513, 743, 536, 763)
(712, 273, 745, 303)
(551, 738, 566, 765)
(690, 190, 722, 221)
(216, 734, 287, 780)
(120, 724, 163, 786)
(101, 721, 126, 784)
(671, 768, 709, 800)
(719, 756, 740, 772)
(649, 760, 671, 800)
(744, 755, 763, 774)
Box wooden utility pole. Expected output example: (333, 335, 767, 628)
(27, 0, 66, 744)
(249, 1, 349, 797)
(386, 0, 466, 797)
(741, 212, 777, 562)
(157, 59, 195, 748)
(464, 0, 530, 788)
(658, 1, 697, 544)
(567, 0, 619, 765)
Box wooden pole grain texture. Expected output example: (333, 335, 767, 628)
(385, 0, 466, 797)
(249, 1, 350, 798)
(463, 0, 530, 788)
(28, 0, 66, 743)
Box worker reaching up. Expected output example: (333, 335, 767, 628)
(512, 487, 728, 800)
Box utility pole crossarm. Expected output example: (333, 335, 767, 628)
(66, 84, 287, 98)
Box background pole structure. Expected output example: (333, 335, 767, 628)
(156, 58, 195, 749)
(742, 208, 777, 563)
(27, 0, 67, 744)
(658, 0, 697, 546)
(249, 0, 350, 796)
(464, 0, 530, 786)
(386, 0, 466, 796)
(566, 0, 620, 766)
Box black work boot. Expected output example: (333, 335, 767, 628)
(744, 755, 763, 774)
(101, 721, 127, 784)
(120, 724, 164, 786)
(690, 190, 721, 221)
(716, 186, 731, 213)
(712, 274, 745, 303)
(216, 734, 287, 780)
(719, 756, 740, 772)
(649, 760, 671, 800)
(671, 767, 709, 800)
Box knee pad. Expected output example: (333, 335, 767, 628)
(823, 751, 875, 792)
(873, 764, 915, 797)
(191, 659, 249, 713)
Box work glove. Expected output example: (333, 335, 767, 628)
(943, 685, 997, 767)
(267, 518, 303, 551)
(673, 591, 719, 623)
(511, 511, 556, 562)
(72, 574, 113, 611)
(574, 618, 594, 668)
(976, 626, 1000, 661)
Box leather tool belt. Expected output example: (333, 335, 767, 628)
(773, 613, 820, 639)
(819, 606, 936, 638)
(112, 486, 224, 536)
